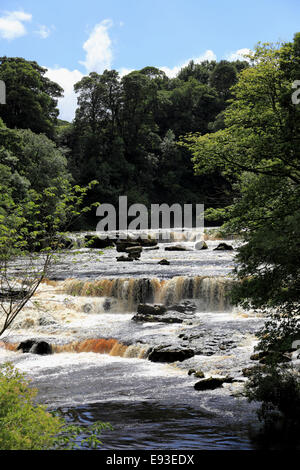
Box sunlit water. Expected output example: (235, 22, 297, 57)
(0, 232, 265, 449)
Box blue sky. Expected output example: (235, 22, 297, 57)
(1, 0, 299, 120)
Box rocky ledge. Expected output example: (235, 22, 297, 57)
(132, 300, 197, 324)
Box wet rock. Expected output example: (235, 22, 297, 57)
(194, 370, 205, 378)
(213, 243, 234, 251)
(158, 259, 170, 265)
(168, 301, 196, 314)
(126, 246, 143, 255)
(194, 240, 208, 250)
(17, 339, 52, 355)
(136, 237, 158, 247)
(132, 302, 196, 324)
(165, 245, 190, 251)
(148, 346, 194, 363)
(85, 235, 116, 249)
(0, 289, 29, 301)
(125, 246, 143, 260)
(103, 298, 115, 312)
(144, 246, 159, 251)
(194, 376, 233, 391)
(116, 240, 140, 252)
(137, 304, 167, 316)
(188, 369, 205, 378)
(82, 303, 93, 313)
(116, 255, 134, 262)
(116, 237, 157, 252)
(38, 314, 57, 326)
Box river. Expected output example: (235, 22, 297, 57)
(0, 231, 266, 449)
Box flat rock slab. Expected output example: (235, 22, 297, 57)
(165, 245, 191, 251)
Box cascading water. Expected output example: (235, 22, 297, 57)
(62, 275, 234, 312)
(0, 232, 267, 449)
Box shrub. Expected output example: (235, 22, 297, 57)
(0, 363, 112, 450)
(244, 364, 300, 449)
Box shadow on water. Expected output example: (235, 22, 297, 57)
(57, 401, 256, 450)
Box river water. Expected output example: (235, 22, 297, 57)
(0, 231, 266, 449)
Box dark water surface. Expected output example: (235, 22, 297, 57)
(59, 401, 257, 450)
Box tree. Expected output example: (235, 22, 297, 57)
(0, 57, 63, 138)
(0, 168, 98, 337)
(184, 34, 300, 351)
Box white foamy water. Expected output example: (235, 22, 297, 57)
(0, 231, 266, 449)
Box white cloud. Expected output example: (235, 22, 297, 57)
(160, 50, 217, 78)
(79, 19, 113, 73)
(35, 24, 51, 39)
(45, 67, 83, 122)
(0, 10, 32, 40)
(118, 67, 134, 77)
(225, 48, 253, 62)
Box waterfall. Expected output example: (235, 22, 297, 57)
(62, 275, 234, 312)
(53, 339, 149, 358)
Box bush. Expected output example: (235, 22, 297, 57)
(0, 363, 112, 450)
(245, 364, 300, 449)
(0, 363, 63, 450)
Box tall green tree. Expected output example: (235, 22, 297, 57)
(184, 34, 300, 350)
(0, 57, 63, 138)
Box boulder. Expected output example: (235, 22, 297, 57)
(158, 259, 170, 265)
(194, 240, 208, 250)
(125, 246, 143, 259)
(148, 346, 194, 363)
(17, 339, 52, 355)
(165, 245, 190, 251)
(213, 243, 234, 251)
(116, 255, 134, 262)
(116, 240, 140, 252)
(194, 376, 232, 391)
(85, 235, 116, 249)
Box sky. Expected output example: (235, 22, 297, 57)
(0, 0, 299, 121)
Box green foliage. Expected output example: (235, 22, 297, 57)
(244, 365, 300, 449)
(0, 363, 63, 450)
(184, 34, 300, 322)
(69, 59, 248, 217)
(0, 363, 112, 450)
(0, 57, 63, 138)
